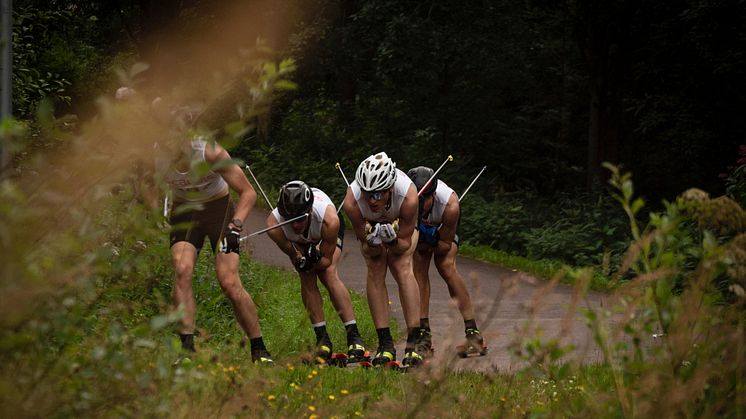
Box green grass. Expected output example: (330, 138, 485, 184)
(459, 243, 614, 292)
(0, 239, 618, 418)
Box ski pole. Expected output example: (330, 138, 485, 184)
(417, 155, 454, 197)
(334, 162, 350, 214)
(335, 162, 350, 187)
(459, 166, 486, 202)
(244, 164, 275, 210)
(163, 194, 170, 218)
(240, 213, 308, 241)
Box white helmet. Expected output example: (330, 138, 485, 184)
(355, 152, 397, 192)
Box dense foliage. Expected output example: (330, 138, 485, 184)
(7, 0, 746, 271)
(2, 1, 746, 415)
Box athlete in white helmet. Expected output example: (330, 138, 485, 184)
(266, 181, 367, 363)
(343, 152, 425, 367)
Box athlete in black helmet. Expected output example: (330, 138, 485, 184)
(406, 166, 487, 357)
(267, 181, 367, 363)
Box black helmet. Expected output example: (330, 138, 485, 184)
(407, 166, 437, 196)
(278, 180, 314, 218)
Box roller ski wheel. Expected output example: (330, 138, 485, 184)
(456, 329, 488, 358)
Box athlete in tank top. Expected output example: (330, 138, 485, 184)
(350, 169, 412, 223)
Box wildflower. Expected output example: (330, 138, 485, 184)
(328, 395, 336, 401)
(308, 405, 317, 412)
(287, 364, 295, 371)
(267, 395, 276, 401)
(340, 389, 350, 395)
(312, 369, 318, 376)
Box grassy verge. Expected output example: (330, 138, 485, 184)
(459, 243, 613, 292)
(1, 240, 617, 417)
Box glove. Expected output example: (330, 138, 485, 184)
(366, 223, 382, 247)
(295, 254, 313, 272)
(377, 223, 398, 244)
(221, 226, 242, 254)
(306, 244, 322, 264)
(417, 223, 439, 246)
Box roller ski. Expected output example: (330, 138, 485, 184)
(346, 337, 370, 364)
(456, 328, 488, 358)
(384, 350, 424, 372)
(329, 352, 350, 367)
(371, 346, 396, 368)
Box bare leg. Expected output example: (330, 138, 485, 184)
(214, 251, 262, 338)
(318, 246, 355, 323)
(387, 236, 421, 329)
(362, 243, 390, 329)
(299, 270, 325, 324)
(434, 243, 474, 321)
(412, 245, 433, 320)
(171, 242, 199, 334)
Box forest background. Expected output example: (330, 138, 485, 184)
(2, 1, 745, 417)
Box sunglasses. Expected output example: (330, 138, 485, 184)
(365, 190, 387, 201)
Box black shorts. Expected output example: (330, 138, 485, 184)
(169, 194, 234, 253)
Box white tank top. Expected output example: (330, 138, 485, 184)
(163, 139, 229, 203)
(422, 180, 456, 226)
(271, 188, 334, 244)
(351, 169, 413, 222)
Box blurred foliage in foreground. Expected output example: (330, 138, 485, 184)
(1, 85, 744, 418)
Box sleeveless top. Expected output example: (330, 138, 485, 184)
(350, 169, 413, 223)
(271, 188, 334, 245)
(422, 180, 457, 226)
(162, 139, 229, 204)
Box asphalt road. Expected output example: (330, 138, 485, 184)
(241, 208, 613, 372)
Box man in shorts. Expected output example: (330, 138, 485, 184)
(407, 166, 486, 357)
(343, 152, 425, 367)
(161, 132, 273, 364)
(266, 181, 367, 363)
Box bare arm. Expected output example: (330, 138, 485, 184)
(204, 143, 257, 226)
(343, 187, 368, 242)
(387, 184, 418, 255)
(266, 213, 300, 262)
(434, 192, 459, 255)
(313, 205, 340, 271)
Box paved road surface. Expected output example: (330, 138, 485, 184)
(242, 208, 612, 372)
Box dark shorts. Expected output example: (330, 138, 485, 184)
(169, 194, 234, 254)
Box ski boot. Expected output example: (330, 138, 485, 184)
(456, 328, 488, 358)
(401, 350, 424, 368)
(346, 336, 369, 364)
(415, 328, 434, 358)
(313, 336, 334, 365)
(371, 346, 396, 367)
(251, 348, 275, 365)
